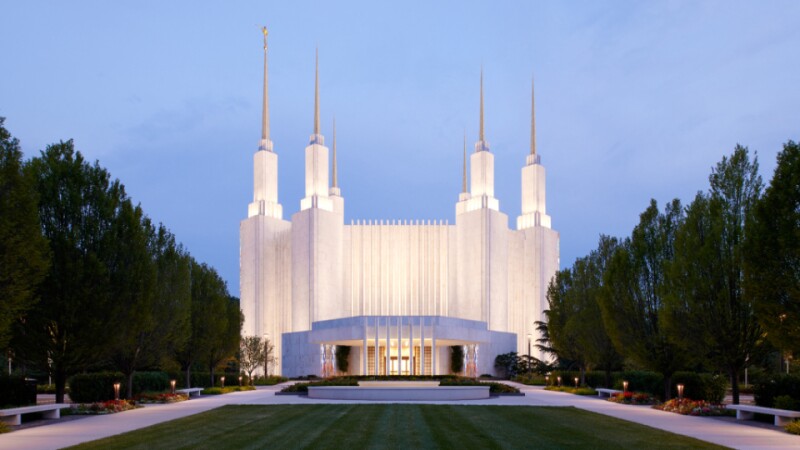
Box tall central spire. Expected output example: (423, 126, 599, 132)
(475, 67, 490, 152)
(530, 77, 536, 156)
(258, 26, 273, 151)
(479, 67, 485, 142)
(314, 48, 320, 133)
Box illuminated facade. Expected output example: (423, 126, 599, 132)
(240, 32, 559, 377)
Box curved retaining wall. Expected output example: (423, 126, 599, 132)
(307, 386, 490, 401)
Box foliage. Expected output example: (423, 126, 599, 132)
(773, 395, 800, 411)
(667, 146, 764, 405)
(601, 199, 688, 401)
(654, 398, 729, 416)
(68, 372, 125, 403)
(786, 420, 800, 436)
(130, 372, 170, 395)
(278, 376, 521, 394)
(335, 345, 350, 373)
(251, 375, 288, 386)
(544, 386, 598, 396)
(607, 391, 657, 405)
(135, 392, 188, 403)
(0, 375, 36, 407)
(239, 335, 266, 384)
(450, 345, 464, 374)
(746, 141, 800, 359)
(201, 385, 255, 395)
(512, 373, 546, 385)
(754, 374, 800, 408)
(0, 117, 49, 351)
(71, 399, 138, 415)
(494, 352, 550, 379)
(0, 421, 9, 434)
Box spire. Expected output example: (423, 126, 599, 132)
(479, 67, 485, 142)
(332, 117, 338, 188)
(309, 48, 324, 145)
(462, 131, 467, 193)
(475, 67, 490, 152)
(258, 26, 273, 151)
(530, 77, 536, 156)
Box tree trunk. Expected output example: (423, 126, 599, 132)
(580, 365, 586, 386)
(185, 366, 191, 389)
(126, 371, 135, 400)
(54, 366, 66, 404)
(210, 366, 215, 387)
(663, 375, 672, 401)
(730, 369, 740, 405)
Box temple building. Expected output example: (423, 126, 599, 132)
(240, 30, 559, 377)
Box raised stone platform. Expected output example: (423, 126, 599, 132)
(307, 381, 490, 401)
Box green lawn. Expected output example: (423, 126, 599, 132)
(69, 405, 726, 450)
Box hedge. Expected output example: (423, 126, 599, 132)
(69, 371, 171, 402)
(547, 370, 725, 401)
(754, 374, 800, 409)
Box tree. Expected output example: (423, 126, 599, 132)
(240, 336, 265, 385)
(23, 141, 126, 403)
(450, 345, 464, 374)
(544, 269, 590, 380)
(600, 199, 689, 400)
(0, 117, 48, 351)
(264, 338, 275, 377)
(335, 345, 350, 374)
(668, 146, 764, 404)
(746, 141, 800, 363)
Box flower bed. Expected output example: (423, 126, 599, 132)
(71, 399, 139, 415)
(201, 386, 256, 395)
(608, 391, 657, 405)
(135, 392, 189, 404)
(544, 386, 598, 396)
(653, 398, 730, 416)
(786, 420, 800, 435)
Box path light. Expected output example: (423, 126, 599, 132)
(221, 376, 226, 388)
(677, 384, 684, 399)
(239, 376, 243, 387)
(557, 376, 562, 387)
(545, 375, 549, 386)
(170, 379, 176, 394)
(113, 382, 120, 401)
(574, 377, 579, 388)
(623, 381, 629, 393)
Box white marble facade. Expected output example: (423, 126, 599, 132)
(240, 34, 559, 377)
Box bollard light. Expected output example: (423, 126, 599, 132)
(239, 376, 243, 387)
(557, 376, 562, 387)
(170, 379, 176, 394)
(574, 377, 579, 388)
(545, 375, 549, 386)
(623, 380, 629, 393)
(677, 384, 684, 399)
(113, 382, 121, 401)
(221, 376, 226, 388)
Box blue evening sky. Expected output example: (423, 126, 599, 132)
(2, 1, 799, 296)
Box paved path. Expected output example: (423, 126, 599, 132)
(1, 382, 798, 449)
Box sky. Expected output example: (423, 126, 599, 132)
(2, 1, 799, 297)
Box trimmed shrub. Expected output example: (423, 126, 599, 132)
(68, 372, 124, 403)
(754, 374, 800, 408)
(786, 420, 800, 435)
(335, 346, 351, 373)
(131, 372, 169, 394)
(450, 346, 464, 374)
(774, 395, 800, 411)
(170, 372, 224, 389)
(0, 376, 36, 407)
(615, 371, 663, 398)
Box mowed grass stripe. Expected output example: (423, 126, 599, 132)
(68, 405, 727, 450)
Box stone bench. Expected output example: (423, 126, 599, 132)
(0, 403, 71, 426)
(727, 404, 800, 427)
(176, 388, 203, 398)
(596, 388, 623, 398)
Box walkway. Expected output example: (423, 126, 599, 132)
(1, 382, 797, 449)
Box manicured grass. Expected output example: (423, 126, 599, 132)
(68, 405, 725, 450)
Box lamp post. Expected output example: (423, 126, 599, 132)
(113, 383, 121, 401)
(557, 376, 562, 387)
(574, 377, 579, 388)
(545, 375, 549, 386)
(239, 376, 243, 387)
(170, 379, 176, 394)
(527, 334, 532, 373)
(677, 384, 684, 399)
(221, 376, 226, 388)
(623, 380, 629, 393)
